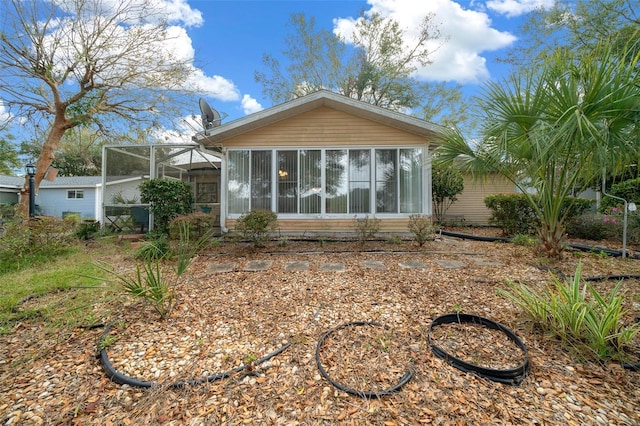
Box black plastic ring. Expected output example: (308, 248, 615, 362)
(427, 313, 530, 385)
(99, 321, 291, 388)
(315, 321, 413, 398)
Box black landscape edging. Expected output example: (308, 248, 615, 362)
(427, 313, 530, 385)
(99, 321, 291, 388)
(315, 321, 414, 398)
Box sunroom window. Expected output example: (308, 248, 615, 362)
(227, 148, 423, 215)
(376, 149, 397, 213)
(251, 150, 272, 211)
(277, 150, 298, 213)
(299, 150, 322, 214)
(349, 149, 371, 213)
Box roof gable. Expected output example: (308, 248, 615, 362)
(193, 90, 445, 149)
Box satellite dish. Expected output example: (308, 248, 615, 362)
(199, 98, 221, 129)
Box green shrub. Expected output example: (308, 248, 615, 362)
(484, 194, 593, 236)
(600, 177, 640, 212)
(139, 179, 194, 234)
(511, 233, 537, 247)
(0, 216, 77, 273)
(235, 209, 278, 247)
(353, 215, 380, 247)
(485, 194, 538, 235)
(29, 216, 77, 251)
(0, 219, 31, 269)
(407, 214, 435, 247)
(76, 221, 100, 240)
(168, 212, 218, 240)
(500, 262, 638, 360)
(565, 214, 615, 241)
(0, 203, 18, 221)
(432, 163, 464, 223)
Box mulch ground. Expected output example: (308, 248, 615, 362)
(1, 232, 640, 425)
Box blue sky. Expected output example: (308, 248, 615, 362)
(168, 0, 553, 127)
(0, 0, 555, 143)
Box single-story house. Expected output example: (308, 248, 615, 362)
(0, 175, 21, 205)
(2, 91, 532, 232)
(0, 175, 103, 220)
(192, 90, 446, 234)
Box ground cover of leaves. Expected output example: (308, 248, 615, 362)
(1, 233, 640, 425)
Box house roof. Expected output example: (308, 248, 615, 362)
(0, 175, 102, 190)
(0, 176, 23, 189)
(40, 176, 102, 188)
(192, 90, 446, 149)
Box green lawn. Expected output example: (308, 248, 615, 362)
(0, 239, 125, 334)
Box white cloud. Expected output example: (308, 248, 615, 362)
(156, 26, 240, 101)
(150, 0, 204, 27)
(187, 70, 240, 102)
(486, 0, 555, 18)
(241, 95, 263, 115)
(0, 100, 10, 124)
(333, 0, 517, 84)
(89, 0, 203, 27)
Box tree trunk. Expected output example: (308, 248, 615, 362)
(538, 221, 566, 259)
(17, 120, 68, 217)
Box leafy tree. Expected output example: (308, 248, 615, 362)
(255, 14, 349, 104)
(431, 162, 464, 224)
(503, 0, 640, 68)
(0, 134, 20, 175)
(255, 12, 465, 120)
(20, 127, 104, 176)
(436, 42, 640, 257)
(0, 0, 195, 214)
(420, 82, 472, 131)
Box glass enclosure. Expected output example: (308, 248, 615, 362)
(102, 144, 221, 232)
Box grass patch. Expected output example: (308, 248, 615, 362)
(0, 241, 124, 334)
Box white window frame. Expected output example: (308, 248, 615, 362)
(67, 189, 84, 199)
(226, 147, 426, 218)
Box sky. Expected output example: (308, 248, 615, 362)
(0, 0, 556, 144)
(161, 0, 553, 129)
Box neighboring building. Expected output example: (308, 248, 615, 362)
(0, 175, 102, 220)
(0, 176, 21, 205)
(193, 90, 446, 234)
(444, 174, 517, 226)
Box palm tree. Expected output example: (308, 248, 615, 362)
(436, 42, 640, 257)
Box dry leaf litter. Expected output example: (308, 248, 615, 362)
(1, 234, 640, 425)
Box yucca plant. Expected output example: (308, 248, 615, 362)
(135, 236, 171, 262)
(173, 221, 214, 277)
(499, 281, 549, 324)
(548, 267, 589, 342)
(94, 260, 174, 320)
(583, 281, 638, 358)
(501, 261, 638, 361)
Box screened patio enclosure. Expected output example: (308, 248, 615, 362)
(101, 143, 221, 232)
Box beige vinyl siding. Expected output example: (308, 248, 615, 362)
(225, 217, 412, 234)
(221, 106, 430, 148)
(441, 174, 516, 225)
